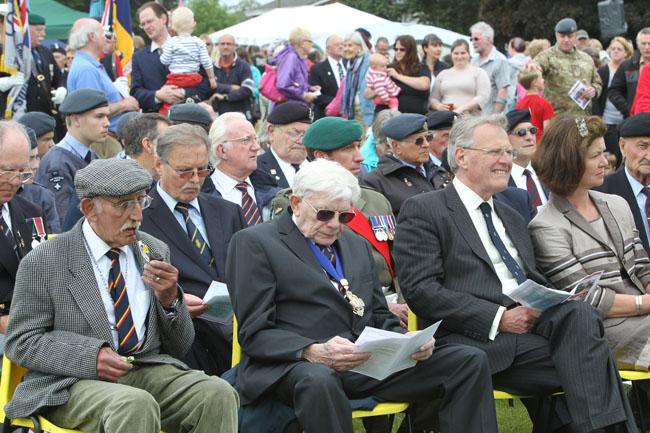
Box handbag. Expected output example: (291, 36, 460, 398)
(259, 64, 286, 103)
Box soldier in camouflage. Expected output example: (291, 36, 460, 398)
(533, 18, 602, 115)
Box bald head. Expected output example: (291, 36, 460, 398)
(0, 121, 31, 205)
(68, 18, 104, 53)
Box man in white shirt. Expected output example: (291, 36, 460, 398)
(309, 35, 346, 120)
(506, 109, 548, 209)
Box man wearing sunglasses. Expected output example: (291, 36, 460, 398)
(505, 109, 548, 210)
(142, 124, 246, 376)
(227, 159, 498, 433)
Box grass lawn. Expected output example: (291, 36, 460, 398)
(352, 399, 532, 432)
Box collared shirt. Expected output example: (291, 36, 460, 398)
(453, 177, 526, 340)
(270, 147, 306, 188)
(396, 156, 426, 178)
(56, 132, 94, 162)
(2, 203, 11, 231)
(327, 56, 345, 88)
(150, 41, 163, 53)
(66, 50, 124, 133)
(82, 219, 150, 349)
(429, 153, 442, 167)
(471, 46, 510, 114)
(625, 166, 650, 239)
(156, 183, 210, 248)
(210, 166, 256, 207)
(510, 163, 548, 206)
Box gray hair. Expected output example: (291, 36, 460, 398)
(156, 123, 209, 163)
(371, 109, 400, 153)
(208, 112, 247, 162)
(0, 120, 30, 156)
(68, 21, 101, 50)
(637, 27, 650, 46)
(470, 21, 494, 42)
(293, 159, 360, 203)
(345, 31, 369, 55)
(447, 113, 507, 172)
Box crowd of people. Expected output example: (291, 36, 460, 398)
(4, 2, 650, 432)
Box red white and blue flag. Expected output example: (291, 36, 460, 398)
(101, 0, 133, 76)
(2, 0, 31, 118)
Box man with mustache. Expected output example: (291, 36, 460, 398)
(5, 158, 239, 433)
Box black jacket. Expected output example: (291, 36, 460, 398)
(309, 59, 341, 120)
(204, 58, 253, 115)
(608, 51, 642, 118)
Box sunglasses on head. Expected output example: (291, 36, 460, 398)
(511, 126, 538, 137)
(304, 200, 356, 223)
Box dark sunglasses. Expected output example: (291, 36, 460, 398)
(304, 200, 355, 223)
(394, 47, 407, 52)
(406, 133, 434, 146)
(511, 126, 538, 137)
(167, 163, 213, 180)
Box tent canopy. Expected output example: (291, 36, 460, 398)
(30, 0, 88, 41)
(210, 3, 468, 50)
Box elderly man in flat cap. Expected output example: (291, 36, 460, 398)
(256, 101, 311, 189)
(5, 158, 239, 433)
(598, 112, 650, 254)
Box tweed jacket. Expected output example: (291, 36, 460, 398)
(4, 221, 195, 419)
(529, 191, 650, 369)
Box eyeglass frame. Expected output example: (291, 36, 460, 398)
(303, 199, 356, 224)
(0, 168, 34, 184)
(164, 161, 214, 180)
(102, 195, 153, 214)
(463, 146, 518, 159)
(510, 126, 539, 137)
(224, 134, 258, 145)
(282, 127, 306, 141)
(402, 132, 434, 147)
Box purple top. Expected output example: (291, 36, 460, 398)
(270, 44, 309, 104)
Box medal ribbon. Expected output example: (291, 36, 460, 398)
(345, 208, 395, 277)
(307, 239, 346, 287)
(30, 217, 46, 239)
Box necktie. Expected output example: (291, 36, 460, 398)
(105, 249, 140, 355)
(319, 245, 344, 294)
(337, 61, 344, 82)
(0, 214, 18, 259)
(642, 188, 650, 229)
(523, 169, 542, 208)
(84, 151, 93, 164)
(235, 182, 262, 226)
(291, 163, 301, 173)
(479, 202, 527, 284)
(175, 203, 216, 270)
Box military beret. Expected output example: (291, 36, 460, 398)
(267, 101, 312, 125)
(303, 117, 362, 151)
(168, 102, 213, 127)
(75, 159, 153, 199)
(576, 29, 589, 40)
(382, 113, 428, 140)
(426, 111, 456, 131)
(116, 112, 141, 140)
(619, 113, 650, 138)
(51, 42, 66, 55)
(59, 89, 108, 115)
(30, 14, 45, 25)
(17, 112, 55, 137)
(555, 18, 577, 34)
(506, 109, 532, 132)
(23, 126, 37, 150)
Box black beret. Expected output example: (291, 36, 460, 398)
(116, 112, 141, 139)
(17, 112, 55, 137)
(168, 102, 212, 127)
(30, 14, 45, 25)
(23, 126, 37, 150)
(59, 89, 108, 115)
(555, 18, 577, 34)
(303, 117, 362, 151)
(506, 109, 532, 132)
(267, 101, 312, 125)
(619, 113, 650, 138)
(426, 111, 456, 131)
(382, 113, 427, 140)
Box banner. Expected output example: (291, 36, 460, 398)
(102, 0, 133, 77)
(2, 0, 31, 118)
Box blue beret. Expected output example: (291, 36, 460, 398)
(382, 113, 428, 140)
(555, 18, 577, 34)
(116, 112, 141, 139)
(506, 109, 531, 132)
(59, 89, 108, 115)
(168, 102, 212, 127)
(426, 111, 456, 131)
(267, 101, 312, 125)
(303, 117, 362, 151)
(23, 126, 37, 150)
(620, 113, 650, 138)
(30, 14, 45, 25)
(17, 112, 55, 137)
(75, 159, 152, 199)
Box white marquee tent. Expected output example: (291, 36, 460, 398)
(210, 3, 469, 50)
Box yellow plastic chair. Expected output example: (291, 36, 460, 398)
(232, 318, 410, 423)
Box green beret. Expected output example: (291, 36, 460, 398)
(303, 117, 362, 151)
(30, 14, 45, 25)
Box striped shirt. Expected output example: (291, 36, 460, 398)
(160, 35, 213, 74)
(365, 67, 401, 104)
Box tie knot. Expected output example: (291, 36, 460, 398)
(523, 169, 532, 177)
(291, 163, 301, 172)
(479, 202, 492, 215)
(235, 182, 248, 192)
(643, 187, 650, 197)
(175, 202, 191, 214)
(318, 244, 332, 254)
(106, 248, 120, 261)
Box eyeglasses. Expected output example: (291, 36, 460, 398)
(511, 126, 538, 137)
(394, 47, 407, 52)
(464, 147, 518, 159)
(105, 195, 153, 213)
(404, 133, 434, 147)
(166, 163, 213, 180)
(225, 134, 258, 144)
(219, 42, 234, 46)
(304, 200, 356, 224)
(283, 128, 306, 141)
(0, 169, 33, 183)
(471, 37, 481, 41)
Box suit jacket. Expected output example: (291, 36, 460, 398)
(529, 191, 650, 369)
(0, 195, 44, 306)
(507, 174, 549, 204)
(4, 221, 194, 419)
(226, 212, 401, 404)
(256, 150, 291, 189)
(393, 184, 548, 373)
(309, 59, 341, 120)
(494, 187, 536, 224)
(596, 166, 650, 253)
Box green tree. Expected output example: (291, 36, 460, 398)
(190, 0, 240, 34)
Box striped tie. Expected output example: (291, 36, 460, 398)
(105, 249, 140, 355)
(319, 245, 345, 295)
(0, 214, 18, 259)
(523, 169, 542, 208)
(175, 203, 216, 269)
(235, 182, 262, 226)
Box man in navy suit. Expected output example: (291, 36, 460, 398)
(141, 123, 246, 376)
(132, 2, 206, 112)
(309, 35, 346, 120)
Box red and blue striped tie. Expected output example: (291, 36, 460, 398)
(236, 182, 262, 226)
(106, 248, 140, 355)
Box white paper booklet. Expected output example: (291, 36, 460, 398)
(201, 281, 233, 322)
(568, 80, 591, 110)
(351, 321, 441, 380)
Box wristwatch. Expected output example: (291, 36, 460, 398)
(163, 297, 179, 320)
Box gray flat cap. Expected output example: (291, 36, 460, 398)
(17, 112, 55, 137)
(555, 18, 577, 34)
(382, 113, 428, 140)
(75, 159, 152, 199)
(60, 88, 108, 115)
(116, 112, 141, 139)
(168, 102, 212, 127)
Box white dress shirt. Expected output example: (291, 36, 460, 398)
(270, 147, 306, 188)
(82, 220, 150, 350)
(453, 177, 526, 340)
(327, 56, 345, 88)
(156, 184, 211, 248)
(2, 203, 11, 231)
(210, 166, 257, 207)
(510, 163, 548, 206)
(625, 166, 650, 240)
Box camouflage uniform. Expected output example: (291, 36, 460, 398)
(535, 44, 602, 115)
